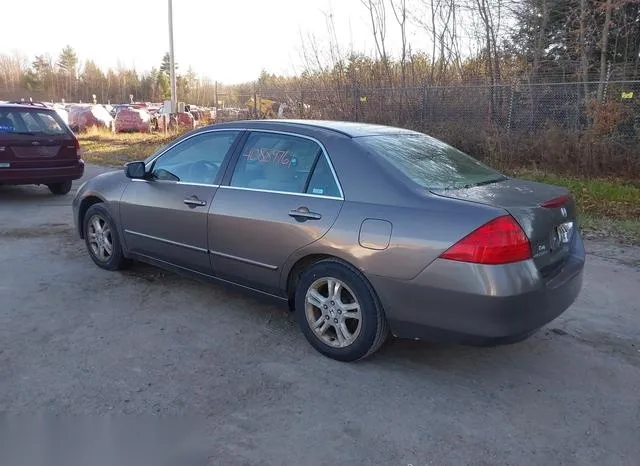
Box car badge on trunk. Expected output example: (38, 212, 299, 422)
(560, 207, 567, 218)
(31, 141, 40, 146)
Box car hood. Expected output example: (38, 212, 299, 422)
(76, 167, 129, 203)
(89, 167, 127, 184)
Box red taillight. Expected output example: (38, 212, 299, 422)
(540, 194, 570, 208)
(440, 215, 532, 265)
(73, 137, 81, 159)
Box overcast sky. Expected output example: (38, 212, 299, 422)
(1, 0, 443, 83)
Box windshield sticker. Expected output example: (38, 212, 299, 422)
(243, 148, 292, 167)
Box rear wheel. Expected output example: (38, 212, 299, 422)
(83, 203, 126, 271)
(295, 259, 389, 362)
(48, 180, 72, 195)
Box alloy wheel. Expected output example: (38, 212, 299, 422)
(305, 277, 362, 348)
(87, 214, 113, 262)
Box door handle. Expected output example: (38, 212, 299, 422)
(184, 196, 207, 208)
(289, 206, 322, 221)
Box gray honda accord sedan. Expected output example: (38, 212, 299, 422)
(73, 120, 585, 361)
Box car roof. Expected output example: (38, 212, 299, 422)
(212, 119, 420, 138)
(0, 103, 55, 111)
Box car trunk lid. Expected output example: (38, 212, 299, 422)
(432, 178, 577, 275)
(0, 134, 77, 169)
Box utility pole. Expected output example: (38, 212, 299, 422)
(168, 0, 177, 112)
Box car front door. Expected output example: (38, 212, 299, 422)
(119, 129, 242, 274)
(208, 130, 344, 295)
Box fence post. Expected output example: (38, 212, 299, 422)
(421, 81, 427, 128)
(300, 88, 304, 118)
(603, 62, 612, 102)
(253, 83, 258, 119)
(353, 85, 359, 122)
(507, 83, 515, 133)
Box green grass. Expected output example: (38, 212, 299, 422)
(78, 127, 176, 166)
(78, 131, 640, 244)
(578, 214, 640, 244)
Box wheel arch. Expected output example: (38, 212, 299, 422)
(285, 254, 334, 310)
(284, 253, 380, 312)
(77, 195, 105, 238)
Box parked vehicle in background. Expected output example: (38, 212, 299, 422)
(0, 103, 84, 194)
(73, 120, 584, 361)
(152, 106, 196, 132)
(114, 107, 152, 133)
(68, 104, 114, 133)
(146, 105, 161, 117)
(186, 105, 216, 126)
(216, 107, 249, 122)
(52, 105, 69, 125)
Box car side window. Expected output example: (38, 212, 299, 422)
(305, 154, 341, 198)
(151, 131, 239, 184)
(230, 132, 322, 194)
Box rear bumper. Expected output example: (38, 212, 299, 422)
(370, 233, 585, 344)
(0, 161, 85, 185)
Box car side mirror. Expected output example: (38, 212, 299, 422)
(124, 161, 147, 179)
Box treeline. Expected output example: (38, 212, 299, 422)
(0, 49, 218, 105)
(245, 0, 639, 98)
(0, 0, 638, 106)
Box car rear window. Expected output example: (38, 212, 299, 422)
(356, 134, 506, 190)
(0, 109, 68, 136)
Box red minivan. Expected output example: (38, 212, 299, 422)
(0, 103, 84, 195)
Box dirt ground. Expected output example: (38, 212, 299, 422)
(0, 165, 639, 466)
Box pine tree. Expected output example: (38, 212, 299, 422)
(57, 45, 78, 100)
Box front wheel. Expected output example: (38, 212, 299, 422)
(295, 259, 389, 362)
(47, 180, 72, 195)
(83, 203, 126, 271)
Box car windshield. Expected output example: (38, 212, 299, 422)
(356, 133, 506, 190)
(0, 109, 67, 136)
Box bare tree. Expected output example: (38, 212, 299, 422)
(436, 0, 459, 78)
(468, 0, 505, 118)
(411, 0, 463, 83)
(597, 0, 613, 100)
(473, 0, 501, 85)
(360, 0, 389, 68)
(299, 31, 329, 74)
(579, 0, 590, 95)
(390, 0, 408, 87)
(0, 53, 26, 92)
(429, 0, 441, 80)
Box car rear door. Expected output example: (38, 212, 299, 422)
(119, 129, 242, 274)
(208, 130, 344, 295)
(0, 107, 77, 171)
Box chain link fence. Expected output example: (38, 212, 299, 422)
(215, 80, 640, 138)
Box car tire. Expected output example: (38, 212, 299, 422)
(47, 180, 72, 195)
(295, 259, 389, 362)
(83, 203, 126, 271)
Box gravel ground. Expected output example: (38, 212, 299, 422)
(0, 165, 639, 466)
